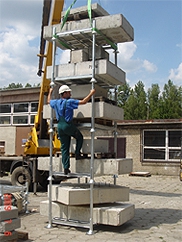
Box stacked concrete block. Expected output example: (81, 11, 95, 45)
(40, 201, 135, 226)
(43, 14, 134, 49)
(47, 59, 126, 86)
(41, 3, 135, 228)
(50, 183, 129, 205)
(0, 205, 20, 241)
(38, 157, 133, 176)
(43, 102, 124, 121)
(40, 183, 135, 226)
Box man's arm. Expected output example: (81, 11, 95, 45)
(79, 89, 96, 105)
(47, 87, 53, 104)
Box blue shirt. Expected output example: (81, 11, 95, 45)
(50, 98, 79, 122)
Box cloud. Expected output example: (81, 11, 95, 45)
(142, 60, 157, 73)
(0, 0, 42, 87)
(168, 63, 182, 86)
(0, 27, 40, 87)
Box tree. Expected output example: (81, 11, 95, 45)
(4, 83, 23, 89)
(117, 83, 131, 107)
(147, 84, 161, 119)
(25, 83, 32, 88)
(123, 81, 147, 120)
(160, 80, 182, 119)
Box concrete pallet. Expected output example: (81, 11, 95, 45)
(50, 183, 129, 205)
(0, 218, 21, 233)
(43, 101, 124, 121)
(46, 59, 125, 86)
(40, 200, 135, 226)
(0, 206, 18, 221)
(43, 14, 134, 49)
(38, 157, 133, 175)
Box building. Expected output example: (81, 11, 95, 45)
(0, 87, 181, 175)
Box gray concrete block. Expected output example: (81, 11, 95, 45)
(44, 14, 134, 49)
(50, 183, 129, 205)
(0, 206, 18, 221)
(40, 200, 67, 219)
(38, 157, 62, 171)
(70, 139, 109, 154)
(70, 47, 109, 63)
(70, 49, 89, 63)
(62, 3, 109, 20)
(47, 59, 125, 86)
(88, 46, 109, 61)
(43, 101, 124, 121)
(0, 230, 18, 242)
(70, 84, 108, 99)
(0, 218, 21, 233)
(37, 157, 133, 176)
(73, 158, 133, 175)
(40, 200, 135, 226)
(74, 102, 124, 121)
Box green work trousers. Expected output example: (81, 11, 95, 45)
(57, 117, 83, 169)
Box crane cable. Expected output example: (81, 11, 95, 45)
(61, 0, 92, 30)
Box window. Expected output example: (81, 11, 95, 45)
(30, 115, 35, 124)
(31, 102, 38, 112)
(0, 104, 11, 113)
(143, 130, 181, 162)
(14, 103, 28, 113)
(0, 116, 11, 124)
(0, 102, 38, 126)
(13, 115, 28, 124)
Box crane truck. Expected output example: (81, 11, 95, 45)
(0, 0, 65, 191)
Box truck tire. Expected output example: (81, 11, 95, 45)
(38, 171, 49, 190)
(11, 167, 33, 191)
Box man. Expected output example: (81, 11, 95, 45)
(47, 85, 95, 175)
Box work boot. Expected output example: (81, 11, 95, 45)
(75, 154, 84, 160)
(64, 168, 71, 175)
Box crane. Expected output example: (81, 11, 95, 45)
(24, 0, 64, 156)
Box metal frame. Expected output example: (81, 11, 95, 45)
(47, 19, 118, 234)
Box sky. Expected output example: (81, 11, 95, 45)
(0, 0, 181, 91)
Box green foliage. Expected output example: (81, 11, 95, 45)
(0, 82, 41, 90)
(118, 80, 182, 120)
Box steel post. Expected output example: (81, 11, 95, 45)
(47, 27, 56, 229)
(87, 19, 96, 236)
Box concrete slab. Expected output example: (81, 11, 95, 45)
(74, 102, 124, 121)
(0, 218, 21, 233)
(0, 206, 18, 221)
(46, 59, 125, 86)
(37, 157, 133, 175)
(50, 183, 129, 205)
(44, 14, 134, 49)
(70, 84, 108, 99)
(74, 158, 133, 175)
(70, 139, 109, 154)
(61, 3, 109, 20)
(40, 200, 135, 226)
(43, 101, 124, 121)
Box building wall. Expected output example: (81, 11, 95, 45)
(117, 127, 180, 176)
(0, 126, 16, 155)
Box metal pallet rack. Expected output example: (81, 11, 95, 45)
(47, 18, 119, 234)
